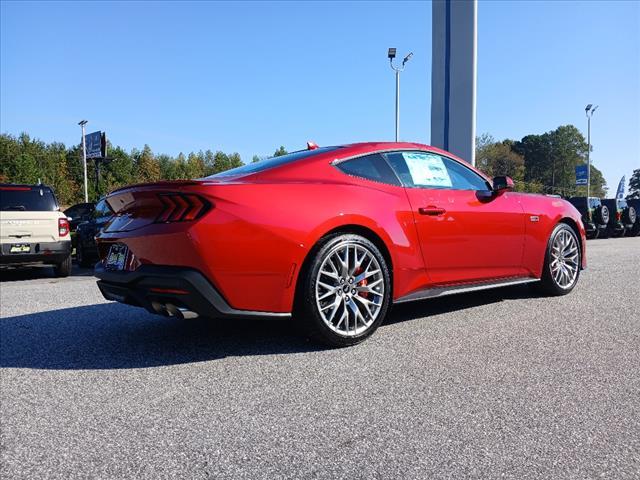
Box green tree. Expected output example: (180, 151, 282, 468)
(273, 146, 288, 157)
(8, 153, 40, 184)
(227, 152, 242, 170)
(252, 155, 261, 163)
(475, 134, 525, 186)
(213, 151, 230, 173)
(212, 151, 242, 173)
(185, 151, 205, 179)
(627, 169, 640, 199)
(513, 125, 604, 197)
(203, 150, 216, 176)
(135, 145, 161, 183)
(513, 132, 553, 191)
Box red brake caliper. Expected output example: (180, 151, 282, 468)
(354, 267, 369, 299)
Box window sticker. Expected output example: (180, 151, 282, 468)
(402, 152, 452, 187)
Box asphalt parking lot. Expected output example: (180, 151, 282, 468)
(1, 237, 639, 479)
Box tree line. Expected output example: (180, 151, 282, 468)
(476, 124, 608, 197)
(0, 124, 616, 206)
(0, 132, 290, 206)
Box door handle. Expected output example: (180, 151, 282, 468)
(418, 206, 446, 216)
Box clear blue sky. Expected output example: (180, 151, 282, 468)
(1, 0, 638, 192)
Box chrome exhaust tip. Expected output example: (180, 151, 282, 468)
(165, 304, 199, 320)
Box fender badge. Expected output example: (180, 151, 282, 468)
(530, 215, 540, 222)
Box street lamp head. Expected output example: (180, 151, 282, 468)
(402, 52, 414, 66)
(585, 104, 592, 113)
(388, 48, 396, 60)
(78, 120, 88, 126)
(591, 105, 599, 114)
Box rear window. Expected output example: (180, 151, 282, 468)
(335, 154, 401, 186)
(0, 186, 58, 211)
(206, 147, 340, 178)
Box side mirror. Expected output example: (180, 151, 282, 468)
(492, 176, 514, 194)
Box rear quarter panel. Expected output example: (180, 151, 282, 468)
(191, 176, 423, 312)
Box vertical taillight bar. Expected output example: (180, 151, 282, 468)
(59, 218, 70, 237)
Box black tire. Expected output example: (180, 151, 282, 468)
(623, 206, 636, 225)
(76, 243, 92, 268)
(296, 233, 392, 348)
(533, 223, 580, 296)
(53, 254, 72, 277)
(595, 205, 609, 225)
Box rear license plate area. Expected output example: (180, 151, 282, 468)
(10, 243, 31, 254)
(105, 244, 128, 271)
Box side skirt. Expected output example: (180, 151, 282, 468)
(394, 277, 539, 304)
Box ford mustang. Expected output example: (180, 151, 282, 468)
(95, 142, 586, 347)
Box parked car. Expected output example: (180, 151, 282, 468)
(0, 183, 72, 276)
(95, 142, 586, 347)
(75, 198, 113, 267)
(64, 202, 96, 251)
(567, 197, 609, 239)
(64, 202, 96, 232)
(623, 198, 640, 236)
(601, 198, 636, 237)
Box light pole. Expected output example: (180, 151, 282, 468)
(585, 104, 598, 201)
(388, 48, 413, 142)
(78, 120, 88, 203)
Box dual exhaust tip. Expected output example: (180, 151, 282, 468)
(151, 301, 199, 320)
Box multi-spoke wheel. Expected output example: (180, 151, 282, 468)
(298, 234, 391, 347)
(536, 223, 581, 295)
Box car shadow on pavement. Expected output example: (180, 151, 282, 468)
(0, 285, 541, 371)
(0, 302, 320, 370)
(0, 264, 95, 282)
(387, 284, 542, 325)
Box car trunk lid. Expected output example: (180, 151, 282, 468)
(0, 211, 61, 243)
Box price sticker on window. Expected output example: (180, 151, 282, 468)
(402, 152, 452, 188)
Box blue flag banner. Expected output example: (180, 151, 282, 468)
(575, 165, 588, 186)
(616, 176, 626, 199)
(85, 131, 102, 159)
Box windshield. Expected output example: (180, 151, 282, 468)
(206, 147, 340, 178)
(0, 186, 58, 211)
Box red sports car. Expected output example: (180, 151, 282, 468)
(95, 142, 586, 347)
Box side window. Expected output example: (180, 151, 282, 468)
(385, 151, 489, 191)
(443, 156, 491, 190)
(334, 154, 401, 186)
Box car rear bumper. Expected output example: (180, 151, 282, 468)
(609, 222, 626, 234)
(584, 222, 607, 235)
(0, 240, 71, 265)
(95, 264, 291, 320)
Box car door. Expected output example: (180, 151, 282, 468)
(384, 150, 527, 285)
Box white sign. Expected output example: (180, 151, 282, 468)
(402, 152, 452, 187)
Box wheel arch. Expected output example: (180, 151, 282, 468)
(293, 224, 394, 310)
(559, 217, 585, 269)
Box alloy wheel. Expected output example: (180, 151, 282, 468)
(314, 242, 385, 337)
(549, 229, 579, 289)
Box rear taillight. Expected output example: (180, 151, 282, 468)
(155, 193, 211, 223)
(59, 218, 70, 237)
(616, 211, 622, 221)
